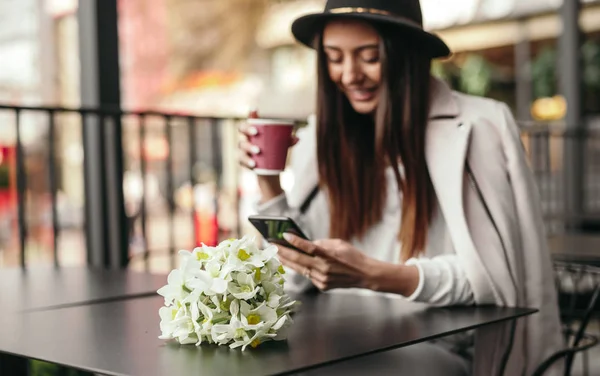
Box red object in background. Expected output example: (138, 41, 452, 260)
(0, 146, 17, 213)
(118, 0, 169, 109)
(194, 210, 218, 247)
(0, 191, 13, 212)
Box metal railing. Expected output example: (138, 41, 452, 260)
(0, 103, 599, 269)
(0, 104, 254, 270)
(520, 124, 600, 233)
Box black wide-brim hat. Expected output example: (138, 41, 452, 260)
(291, 0, 451, 58)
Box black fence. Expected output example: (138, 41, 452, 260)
(0, 104, 599, 270)
(0, 104, 253, 270)
(521, 125, 600, 233)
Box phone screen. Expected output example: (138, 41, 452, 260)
(248, 216, 309, 251)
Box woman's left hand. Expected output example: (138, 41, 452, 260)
(276, 233, 378, 291)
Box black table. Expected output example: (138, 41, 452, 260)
(0, 292, 536, 376)
(0, 266, 166, 312)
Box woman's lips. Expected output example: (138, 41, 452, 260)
(346, 88, 377, 102)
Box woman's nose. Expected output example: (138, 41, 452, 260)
(341, 59, 363, 86)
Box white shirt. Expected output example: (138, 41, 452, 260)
(256, 166, 475, 306)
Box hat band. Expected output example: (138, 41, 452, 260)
(328, 7, 422, 29)
(329, 7, 391, 17)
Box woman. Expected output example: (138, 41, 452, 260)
(239, 1, 563, 374)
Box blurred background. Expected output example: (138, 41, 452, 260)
(0, 0, 600, 274)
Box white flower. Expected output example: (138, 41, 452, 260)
(173, 318, 198, 345)
(157, 269, 192, 306)
(211, 314, 247, 345)
(266, 255, 283, 272)
(191, 244, 215, 263)
(230, 327, 277, 351)
(225, 237, 277, 270)
(159, 304, 198, 345)
(242, 244, 278, 268)
(240, 301, 278, 329)
(228, 272, 259, 300)
(271, 314, 293, 341)
(190, 301, 210, 345)
(156, 250, 205, 305)
(186, 269, 228, 297)
(157, 236, 298, 350)
(158, 305, 182, 339)
(278, 296, 299, 313)
(261, 280, 284, 303)
(267, 293, 282, 308)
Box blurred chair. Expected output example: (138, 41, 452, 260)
(532, 261, 600, 376)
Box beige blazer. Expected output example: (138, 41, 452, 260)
(287, 78, 564, 375)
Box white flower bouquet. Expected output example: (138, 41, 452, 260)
(157, 236, 298, 350)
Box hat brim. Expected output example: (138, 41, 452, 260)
(291, 12, 451, 59)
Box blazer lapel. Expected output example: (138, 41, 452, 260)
(426, 119, 470, 206)
(426, 78, 471, 228)
(426, 117, 498, 303)
(425, 118, 471, 232)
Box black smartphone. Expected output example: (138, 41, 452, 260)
(248, 215, 311, 252)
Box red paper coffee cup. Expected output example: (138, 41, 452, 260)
(247, 118, 295, 175)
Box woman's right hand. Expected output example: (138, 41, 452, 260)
(238, 122, 261, 170)
(237, 122, 300, 172)
(238, 122, 299, 201)
(238, 123, 300, 170)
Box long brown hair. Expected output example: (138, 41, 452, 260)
(316, 24, 435, 261)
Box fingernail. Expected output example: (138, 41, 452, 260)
(248, 159, 256, 168)
(251, 146, 260, 154)
(282, 233, 293, 242)
(248, 127, 258, 136)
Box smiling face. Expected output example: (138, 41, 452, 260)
(322, 19, 382, 114)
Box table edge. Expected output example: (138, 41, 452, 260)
(273, 307, 538, 376)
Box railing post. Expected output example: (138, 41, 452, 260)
(47, 110, 60, 266)
(188, 117, 198, 249)
(15, 109, 27, 268)
(165, 116, 176, 267)
(78, 0, 128, 268)
(559, 0, 584, 231)
(139, 114, 149, 268)
(515, 20, 532, 123)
